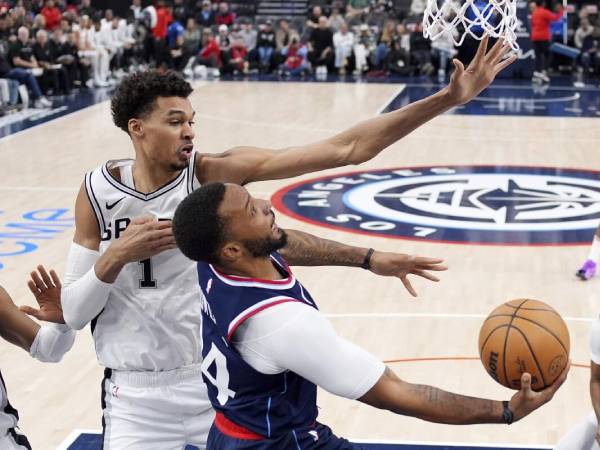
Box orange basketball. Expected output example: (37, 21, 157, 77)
(478, 299, 570, 391)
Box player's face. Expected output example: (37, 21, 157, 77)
(220, 184, 287, 258)
(141, 96, 195, 172)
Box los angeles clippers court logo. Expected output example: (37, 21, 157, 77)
(271, 166, 600, 245)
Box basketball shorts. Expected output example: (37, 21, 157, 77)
(0, 429, 32, 450)
(555, 412, 600, 450)
(101, 364, 214, 450)
(208, 420, 365, 450)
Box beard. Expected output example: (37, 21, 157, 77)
(243, 229, 288, 258)
(169, 162, 188, 171)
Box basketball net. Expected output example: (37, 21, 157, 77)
(423, 0, 520, 50)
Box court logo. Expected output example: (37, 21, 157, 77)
(271, 166, 600, 245)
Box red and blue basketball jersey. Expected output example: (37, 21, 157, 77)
(197, 253, 319, 438)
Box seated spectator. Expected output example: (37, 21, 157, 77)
(308, 16, 334, 72)
(109, 17, 135, 74)
(306, 6, 323, 31)
(366, 0, 390, 29)
(196, 0, 215, 28)
(239, 20, 257, 51)
(33, 28, 70, 94)
(2, 29, 51, 107)
(78, 0, 95, 19)
(354, 23, 375, 74)
(275, 19, 292, 52)
(183, 17, 201, 56)
(430, 26, 457, 80)
(40, 0, 61, 31)
(167, 12, 185, 48)
(49, 27, 89, 87)
(575, 17, 594, 49)
(31, 13, 47, 37)
(77, 15, 110, 87)
(216, 24, 231, 66)
(257, 20, 276, 71)
(215, 2, 235, 27)
(166, 34, 189, 71)
(410, 23, 434, 75)
(197, 28, 222, 68)
(226, 37, 248, 74)
(329, 7, 345, 33)
(374, 20, 396, 70)
(130, 0, 144, 22)
(580, 26, 600, 76)
(385, 35, 414, 75)
(333, 21, 354, 74)
(346, 0, 369, 24)
(280, 36, 310, 76)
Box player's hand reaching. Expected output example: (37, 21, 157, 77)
(445, 34, 517, 106)
(22, 265, 65, 324)
(507, 363, 570, 422)
(369, 252, 447, 297)
(110, 216, 178, 263)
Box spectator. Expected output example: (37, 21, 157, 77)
(239, 20, 257, 51)
(366, 0, 390, 29)
(328, 7, 345, 33)
(385, 35, 414, 75)
(196, 0, 215, 28)
(50, 27, 88, 87)
(40, 0, 61, 31)
(215, 2, 235, 27)
(530, 0, 563, 83)
(346, 0, 369, 19)
(333, 21, 354, 74)
(354, 23, 375, 74)
(309, 15, 334, 72)
(306, 6, 322, 30)
(77, 0, 95, 18)
(409, 0, 427, 17)
(167, 12, 185, 48)
(430, 26, 457, 80)
(130, 0, 144, 22)
(166, 34, 188, 71)
(31, 13, 46, 37)
(257, 20, 276, 71)
(3, 28, 51, 107)
(280, 36, 310, 76)
(226, 36, 248, 74)
(197, 28, 222, 68)
(33, 28, 70, 94)
(153, 0, 172, 40)
(410, 22, 434, 75)
(77, 15, 110, 87)
(275, 19, 292, 52)
(575, 16, 594, 49)
(579, 25, 600, 77)
(183, 17, 201, 56)
(374, 20, 396, 69)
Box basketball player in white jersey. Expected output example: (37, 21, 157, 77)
(49, 36, 515, 450)
(554, 319, 600, 449)
(0, 267, 75, 450)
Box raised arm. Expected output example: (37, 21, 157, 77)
(199, 36, 516, 186)
(280, 229, 446, 297)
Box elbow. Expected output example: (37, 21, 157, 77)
(62, 307, 87, 331)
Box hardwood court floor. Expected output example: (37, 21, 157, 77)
(0, 80, 599, 449)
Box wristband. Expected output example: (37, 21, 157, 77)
(361, 248, 375, 270)
(502, 400, 514, 425)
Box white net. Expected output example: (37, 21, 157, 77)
(423, 0, 519, 50)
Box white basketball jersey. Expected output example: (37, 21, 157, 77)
(0, 371, 18, 435)
(84, 154, 202, 371)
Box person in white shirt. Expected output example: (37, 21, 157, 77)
(333, 21, 355, 74)
(77, 15, 110, 87)
(0, 267, 75, 450)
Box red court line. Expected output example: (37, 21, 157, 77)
(383, 356, 590, 369)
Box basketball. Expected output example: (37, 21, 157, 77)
(478, 299, 570, 391)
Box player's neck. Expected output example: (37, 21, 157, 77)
(216, 257, 285, 281)
(131, 158, 182, 194)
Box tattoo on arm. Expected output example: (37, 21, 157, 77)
(279, 229, 369, 267)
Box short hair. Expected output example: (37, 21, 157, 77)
(110, 70, 193, 133)
(173, 183, 228, 264)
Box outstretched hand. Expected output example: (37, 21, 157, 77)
(369, 251, 447, 297)
(446, 35, 517, 106)
(508, 362, 570, 422)
(21, 265, 65, 324)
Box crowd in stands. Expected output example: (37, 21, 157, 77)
(0, 0, 599, 114)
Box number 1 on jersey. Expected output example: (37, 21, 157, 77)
(139, 258, 157, 288)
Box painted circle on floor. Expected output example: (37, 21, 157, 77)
(271, 166, 600, 245)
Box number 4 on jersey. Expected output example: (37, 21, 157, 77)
(201, 344, 236, 406)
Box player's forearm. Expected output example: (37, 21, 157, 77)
(280, 229, 368, 267)
(360, 367, 504, 425)
(0, 288, 40, 352)
(330, 87, 456, 165)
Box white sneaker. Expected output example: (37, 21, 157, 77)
(34, 97, 52, 108)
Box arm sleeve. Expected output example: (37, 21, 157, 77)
(61, 242, 113, 330)
(234, 302, 385, 400)
(29, 323, 76, 363)
(590, 319, 600, 365)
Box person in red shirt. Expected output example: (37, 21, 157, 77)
(40, 0, 61, 31)
(198, 28, 222, 68)
(215, 2, 235, 27)
(152, 0, 173, 40)
(530, 0, 563, 83)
